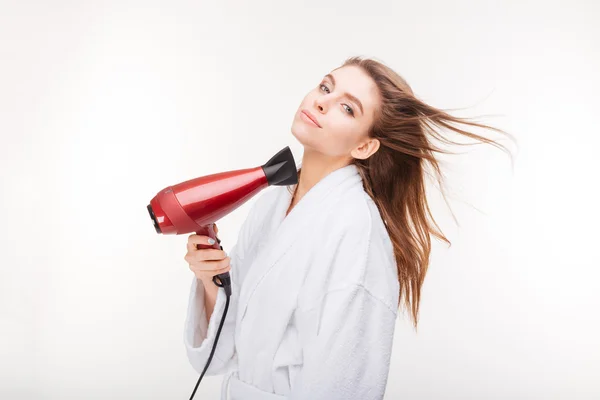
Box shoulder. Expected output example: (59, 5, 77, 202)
(240, 186, 282, 228)
(248, 186, 280, 214)
(325, 186, 372, 232)
(327, 187, 388, 245)
(233, 187, 280, 255)
(361, 193, 399, 312)
(347, 190, 400, 310)
(318, 190, 399, 311)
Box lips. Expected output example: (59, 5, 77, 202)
(301, 110, 321, 128)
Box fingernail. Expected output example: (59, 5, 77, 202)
(208, 238, 215, 245)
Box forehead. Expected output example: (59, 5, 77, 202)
(329, 66, 379, 114)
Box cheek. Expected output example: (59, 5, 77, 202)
(326, 119, 361, 150)
(300, 90, 317, 106)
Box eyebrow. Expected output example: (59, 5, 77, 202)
(324, 73, 364, 116)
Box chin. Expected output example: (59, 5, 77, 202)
(290, 125, 307, 145)
(292, 130, 325, 155)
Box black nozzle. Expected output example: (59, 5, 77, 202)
(147, 204, 161, 234)
(261, 146, 298, 186)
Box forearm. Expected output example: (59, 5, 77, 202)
(185, 276, 237, 376)
(201, 278, 219, 324)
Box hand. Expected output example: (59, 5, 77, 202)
(184, 224, 231, 284)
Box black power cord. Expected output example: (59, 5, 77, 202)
(188, 240, 232, 400)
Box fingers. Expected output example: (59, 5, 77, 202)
(185, 247, 227, 262)
(214, 264, 231, 275)
(213, 223, 222, 242)
(187, 233, 218, 252)
(187, 256, 231, 273)
(189, 249, 228, 264)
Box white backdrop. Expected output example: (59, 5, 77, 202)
(1, 1, 598, 399)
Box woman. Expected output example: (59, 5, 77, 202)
(183, 56, 513, 399)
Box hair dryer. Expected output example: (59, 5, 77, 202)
(146, 146, 298, 294)
(146, 146, 298, 399)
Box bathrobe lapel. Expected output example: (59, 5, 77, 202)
(236, 163, 362, 327)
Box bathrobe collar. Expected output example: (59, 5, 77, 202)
(236, 163, 362, 325)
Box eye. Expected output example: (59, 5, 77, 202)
(319, 83, 355, 117)
(343, 104, 354, 116)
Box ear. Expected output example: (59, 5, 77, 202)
(351, 137, 380, 160)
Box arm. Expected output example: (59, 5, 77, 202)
(183, 242, 242, 375)
(183, 200, 261, 376)
(291, 284, 397, 400)
(290, 209, 398, 399)
(201, 275, 220, 324)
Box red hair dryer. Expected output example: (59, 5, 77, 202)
(146, 146, 298, 296)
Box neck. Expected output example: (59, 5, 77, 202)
(292, 149, 351, 202)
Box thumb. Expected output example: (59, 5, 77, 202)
(214, 223, 222, 247)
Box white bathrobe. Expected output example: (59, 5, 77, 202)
(184, 163, 400, 400)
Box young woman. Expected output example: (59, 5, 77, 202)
(183, 56, 512, 400)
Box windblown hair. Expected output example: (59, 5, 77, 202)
(289, 56, 515, 329)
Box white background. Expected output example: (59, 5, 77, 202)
(1, 1, 598, 399)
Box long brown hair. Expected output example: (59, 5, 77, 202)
(289, 56, 516, 329)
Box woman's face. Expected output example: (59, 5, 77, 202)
(291, 65, 381, 160)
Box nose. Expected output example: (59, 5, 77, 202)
(314, 97, 327, 114)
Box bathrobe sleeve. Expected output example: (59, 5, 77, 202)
(183, 200, 259, 376)
(290, 218, 398, 400)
